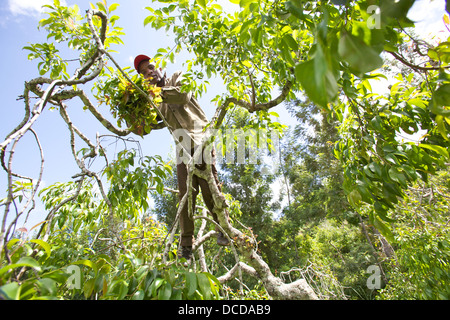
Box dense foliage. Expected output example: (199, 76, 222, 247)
(94, 71, 162, 135)
(1, 0, 450, 300)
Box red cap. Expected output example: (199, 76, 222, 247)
(134, 54, 151, 72)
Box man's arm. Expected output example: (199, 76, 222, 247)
(160, 71, 192, 105)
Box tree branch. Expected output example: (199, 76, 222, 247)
(217, 261, 258, 283)
(387, 50, 447, 72)
(216, 80, 292, 122)
(191, 162, 318, 299)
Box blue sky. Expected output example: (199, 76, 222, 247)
(0, 0, 200, 176)
(0, 0, 448, 231)
(0, 0, 203, 230)
(0, 0, 255, 231)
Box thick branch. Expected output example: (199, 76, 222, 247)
(217, 262, 258, 283)
(59, 103, 115, 219)
(208, 79, 292, 133)
(75, 89, 131, 136)
(191, 164, 318, 300)
(195, 208, 209, 273)
(24, 77, 131, 137)
(224, 80, 292, 114)
(1, 79, 61, 152)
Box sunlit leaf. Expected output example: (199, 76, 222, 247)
(295, 45, 338, 107)
(0, 257, 41, 277)
(338, 31, 383, 75)
(29, 239, 52, 259)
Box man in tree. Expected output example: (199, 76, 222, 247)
(133, 54, 230, 263)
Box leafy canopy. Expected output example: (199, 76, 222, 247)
(144, 0, 450, 240)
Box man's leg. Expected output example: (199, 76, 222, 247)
(196, 150, 230, 246)
(176, 161, 199, 248)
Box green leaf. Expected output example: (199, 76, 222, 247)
(171, 288, 183, 300)
(96, 1, 107, 13)
(83, 278, 96, 298)
(338, 31, 383, 75)
(37, 278, 57, 296)
(29, 239, 51, 259)
(429, 84, 450, 116)
(156, 183, 164, 194)
(132, 290, 145, 300)
(282, 34, 299, 52)
(196, 273, 212, 300)
(240, 0, 257, 7)
(185, 272, 197, 298)
(348, 188, 362, 207)
(108, 3, 119, 12)
(250, 26, 263, 47)
(72, 259, 98, 275)
(0, 282, 21, 300)
(295, 45, 338, 107)
(419, 143, 449, 160)
(197, 0, 207, 9)
(285, 0, 303, 18)
(204, 272, 221, 298)
(372, 214, 394, 242)
(0, 257, 41, 277)
(380, 0, 416, 21)
(150, 278, 164, 297)
(356, 180, 373, 204)
(117, 281, 128, 300)
(388, 167, 407, 188)
(7, 238, 21, 250)
(158, 281, 172, 300)
(435, 115, 449, 140)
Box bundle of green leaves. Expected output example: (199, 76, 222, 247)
(102, 73, 161, 136)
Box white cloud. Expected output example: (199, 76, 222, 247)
(8, 0, 50, 16)
(217, 0, 240, 14)
(408, 0, 447, 39)
(7, 0, 66, 17)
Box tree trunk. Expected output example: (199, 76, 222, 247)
(194, 166, 319, 300)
